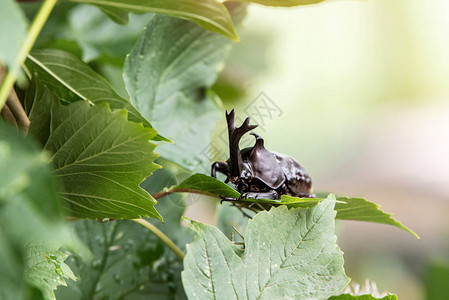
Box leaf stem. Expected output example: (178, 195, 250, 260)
(131, 218, 185, 260)
(0, 0, 58, 109)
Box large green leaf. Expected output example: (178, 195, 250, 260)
(44, 100, 162, 220)
(68, 0, 239, 41)
(124, 3, 247, 171)
(56, 168, 193, 299)
(55, 219, 186, 299)
(0, 123, 73, 299)
(0, 0, 27, 73)
(335, 197, 419, 239)
(329, 294, 398, 300)
(237, 0, 325, 7)
(182, 198, 349, 299)
(25, 48, 168, 141)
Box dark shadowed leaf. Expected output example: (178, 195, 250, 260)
(45, 100, 162, 220)
(0, 123, 73, 299)
(182, 198, 349, 299)
(54, 171, 194, 300)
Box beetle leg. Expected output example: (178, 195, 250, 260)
(211, 161, 229, 178)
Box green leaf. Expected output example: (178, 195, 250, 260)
(25, 48, 169, 142)
(24, 243, 76, 300)
(0, 123, 73, 299)
(61, 5, 151, 62)
(182, 198, 349, 299)
(163, 173, 321, 207)
(55, 219, 187, 299)
(140, 168, 194, 246)
(335, 197, 419, 239)
(97, 5, 129, 25)
(426, 259, 449, 300)
(235, 0, 325, 7)
(329, 294, 398, 300)
(45, 100, 162, 220)
(169, 173, 240, 199)
(0, 0, 27, 73)
(163, 174, 418, 238)
(57, 167, 193, 299)
(68, 0, 239, 41)
(0, 123, 61, 221)
(124, 3, 247, 171)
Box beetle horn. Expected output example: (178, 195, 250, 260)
(226, 110, 258, 178)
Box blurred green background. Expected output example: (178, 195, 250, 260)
(186, 1, 449, 299)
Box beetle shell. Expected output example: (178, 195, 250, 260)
(273, 152, 313, 196)
(238, 134, 285, 189)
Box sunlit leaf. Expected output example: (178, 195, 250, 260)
(182, 198, 349, 299)
(236, 0, 325, 7)
(335, 197, 419, 239)
(68, 0, 239, 40)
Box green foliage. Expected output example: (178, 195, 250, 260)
(40, 99, 162, 220)
(25, 48, 168, 141)
(426, 259, 449, 300)
(329, 294, 398, 300)
(54, 219, 186, 299)
(56, 169, 192, 299)
(0, 0, 27, 73)
(51, 4, 151, 62)
(182, 199, 349, 299)
(170, 173, 240, 199)
(0, 124, 72, 299)
(1, 0, 418, 298)
(124, 3, 247, 171)
(164, 173, 419, 238)
(335, 197, 419, 239)
(237, 0, 325, 7)
(25, 243, 76, 300)
(68, 0, 239, 41)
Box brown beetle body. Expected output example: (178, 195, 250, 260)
(211, 110, 314, 201)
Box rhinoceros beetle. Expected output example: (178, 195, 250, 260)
(211, 109, 315, 201)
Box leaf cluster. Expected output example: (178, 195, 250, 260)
(0, 0, 416, 299)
